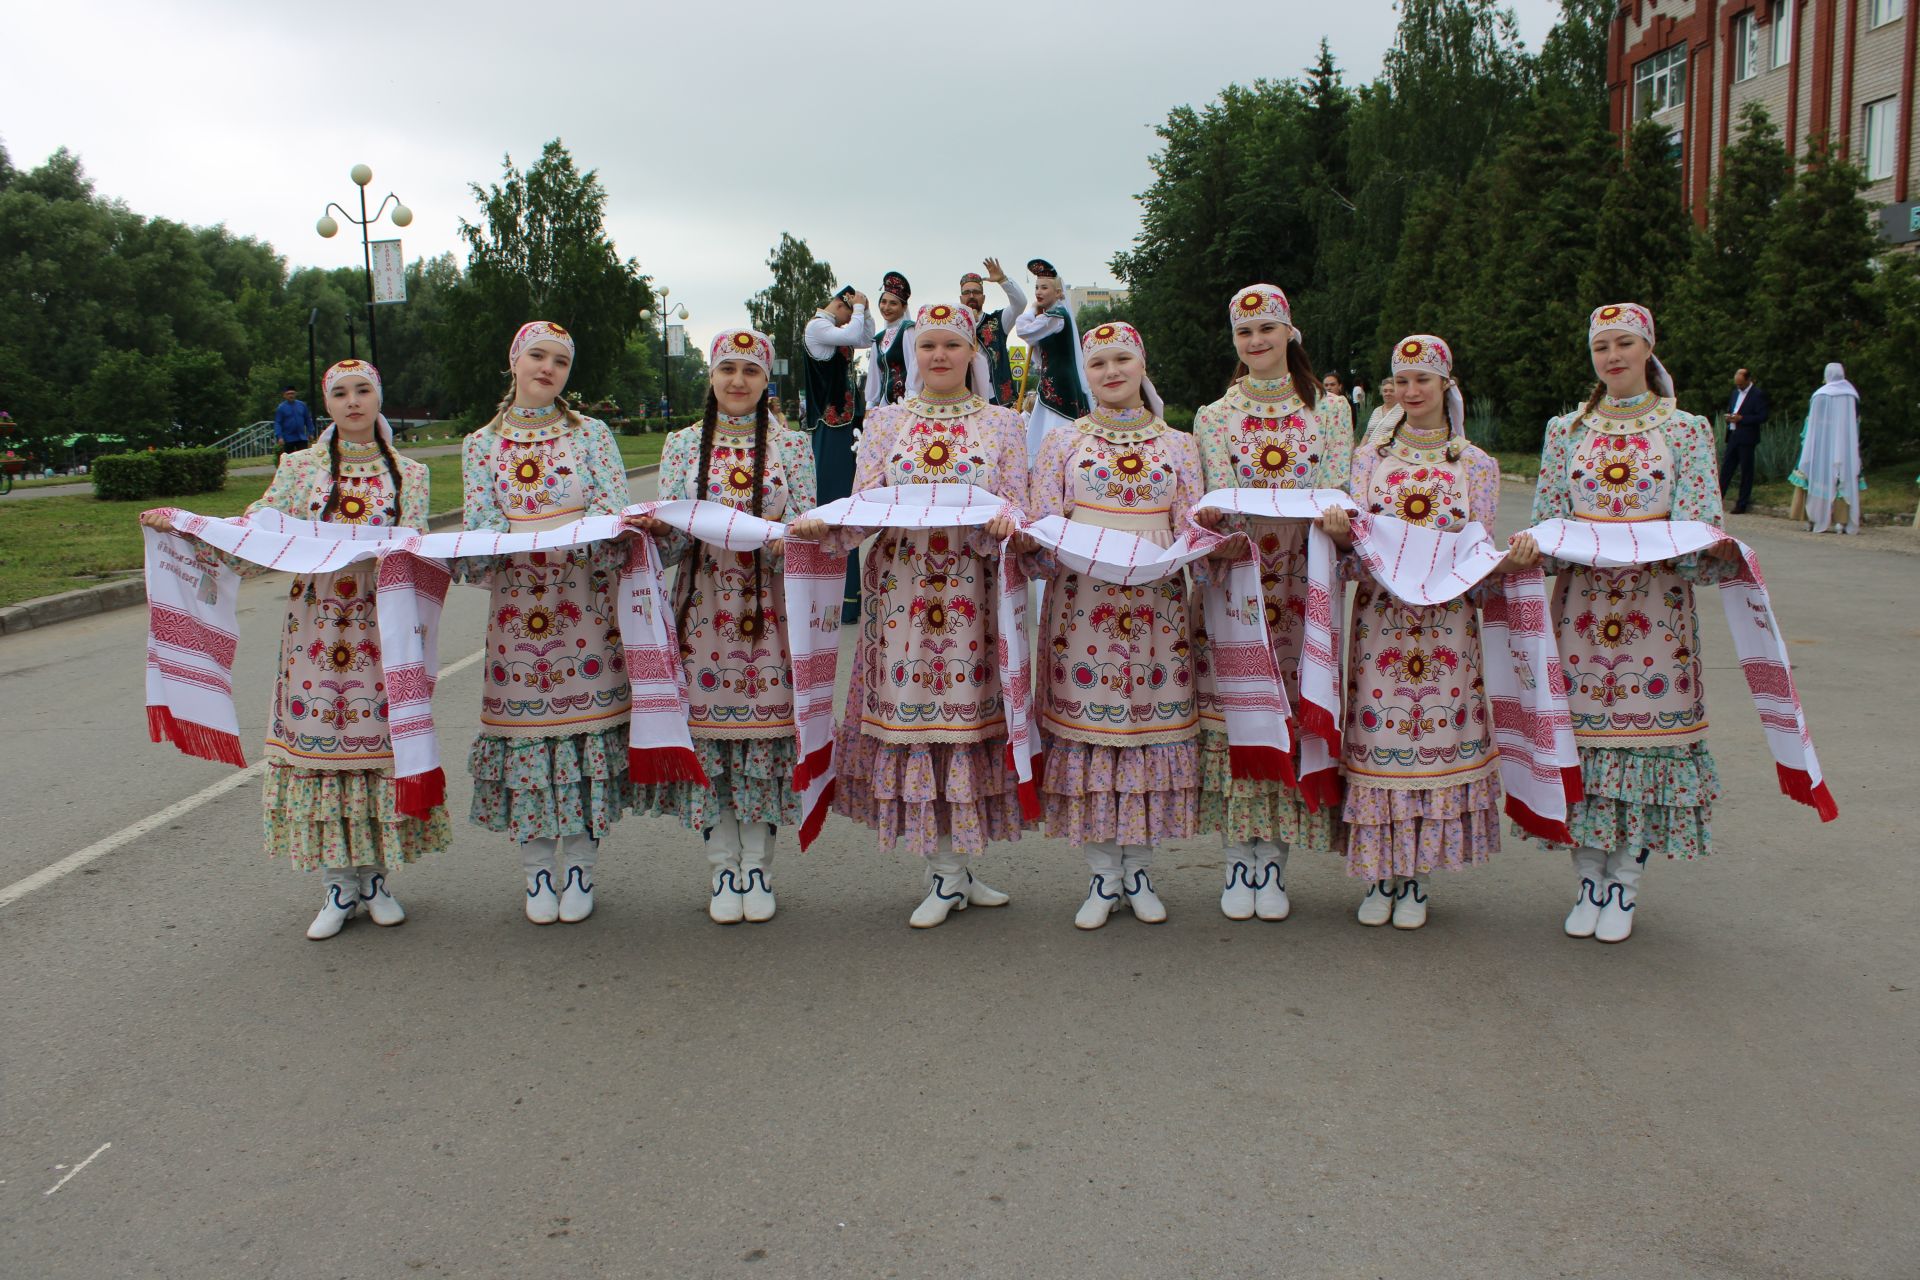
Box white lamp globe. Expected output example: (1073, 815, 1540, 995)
(390, 204, 413, 228)
(350, 164, 373, 187)
(316, 215, 340, 238)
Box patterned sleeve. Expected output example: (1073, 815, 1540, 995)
(246, 452, 309, 519)
(1311, 401, 1353, 491)
(1028, 425, 1075, 520)
(1529, 413, 1576, 575)
(575, 418, 633, 577)
(819, 407, 893, 555)
(782, 425, 818, 514)
(652, 426, 696, 568)
(454, 426, 510, 583)
(1665, 412, 1738, 585)
(1462, 446, 1503, 605)
(965, 405, 1030, 559)
(1348, 442, 1379, 514)
(1167, 427, 1205, 532)
(398, 457, 433, 531)
(1193, 399, 1235, 492)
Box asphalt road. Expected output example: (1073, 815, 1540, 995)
(2, 483, 1913, 1279)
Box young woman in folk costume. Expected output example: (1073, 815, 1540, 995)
(629, 329, 816, 925)
(138, 360, 447, 940)
(1316, 336, 1539, 929)
(1190, 283, 1351, 923)
(1527, 304, 1740, 943)
(460, 321, 636, 926)
(787, 302, 1031, 929)
(1028, 321, 1204, 929)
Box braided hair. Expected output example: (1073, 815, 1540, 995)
(674, 386, 772, 649)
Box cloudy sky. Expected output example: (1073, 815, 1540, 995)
(12, 0, 1557, 358)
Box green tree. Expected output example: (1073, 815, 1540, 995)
(444, 140, 652, 418)
(1577, 117, 1692, 317)
(1853, 253, 1920, 460)
(746, 232, 835, 393)
(1536, 0, 1615, 119)
(1663, 104, 1792, 413)
(1754, 140, 1880, 440)
(83, 349, 172, 443)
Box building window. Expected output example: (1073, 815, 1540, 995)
(1733, 12, 1760, 81)
(1634, 44, 1688, 119)
(1870, 0, 1906, 27)
(1864, 97, 1898, 181)
(1770, 0, 1794, 68)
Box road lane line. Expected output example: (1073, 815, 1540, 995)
(44, 1143, 111, 1196)
(0, 649, 485, 911)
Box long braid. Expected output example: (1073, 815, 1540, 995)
(673, 389, 722, 649)
(746, 390, 769, 641)
(319, 430, 344, 520)
(373, 430, 404, 525)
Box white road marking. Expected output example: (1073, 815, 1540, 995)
(44, 1143, 110, 1196)
(0, 649, 484, 911)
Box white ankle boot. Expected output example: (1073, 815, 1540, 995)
(558, 837, 597, 924)
(1357, 878, 1397, 926)
(357, 866, 405, 927)
(1392, 875, 1430, 930)
(1120, 846, 1167, 923)
(1564, 847, 1607, 938)
(307, 867, 359, 940)
(1595, 849, 1645, 943)
(1220, 841, 1258, 919)
(910, 851, 970, 928)
(1075, 843, 1125, 930)
(740, 822, 777, 923)
(706, 817, 744, 925)
(523, 837, 560, 926)
(1254, 842, 1291, 921)
(963, 858, 1010, 907)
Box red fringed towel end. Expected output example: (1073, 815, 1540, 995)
(1506, 796, 1575, 846)
(792, 741, 834, 792)
(1562, 765, 1586, 807)
(395, 768, 446, 821)
(798, 781, 834, 852)
(1005, 744, 1046, 822)
(629, 746, 711, 789)
(1229, 744, 1296, 787)
(147, 705, 246, 767)
(1296, 766, 1343, 814)
(1298, 699, 1341, 752)
(1776, 763, 1840, 822)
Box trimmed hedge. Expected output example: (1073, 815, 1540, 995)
(91, 452, 162, 501)
(91, 447, 227, 501)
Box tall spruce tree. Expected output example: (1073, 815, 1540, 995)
(746, 232, 834, 392)
(1753, 140, 1878, 430)
(1577, 118, 1692, 318)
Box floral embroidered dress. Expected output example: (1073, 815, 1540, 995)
(1192, 375, 1353, 848)
(1342, 428, 1503, 880)
(461, 406, 636, 844)
(246, 438, 450, 870)
(1529, 392, 1731, 859)
(1029, 407, 1204, 846)
(646, 413, 817, 833)
(827, 388, 1032, 857)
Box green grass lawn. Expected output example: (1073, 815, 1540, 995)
(0, 431, 671, 608)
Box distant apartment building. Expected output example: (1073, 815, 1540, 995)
(1069, 286, 1130, 311)
(1609, 0, 1917, 244)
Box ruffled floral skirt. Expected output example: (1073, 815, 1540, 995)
(833, 728, 1026, 859)
(264, 764, 451, 872)
(645, 736, 803, 832)
(1523, 743, 1718, 860)
(1197, 730, 1344, 850)
(468, 723, 638, 845)
(1040, 735, 1199, 848)
(1341, 773, 1501, 880)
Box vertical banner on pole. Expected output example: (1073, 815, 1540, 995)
(667, 325, 686, 358)
(370, 240, 407, 304)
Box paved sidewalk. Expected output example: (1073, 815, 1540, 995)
(0, 441, 469, 501)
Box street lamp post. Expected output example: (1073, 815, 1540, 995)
(316, 164, 412, 371)
(641, 289, 688, 421)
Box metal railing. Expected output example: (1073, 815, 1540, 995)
(213, 421, 279, 460)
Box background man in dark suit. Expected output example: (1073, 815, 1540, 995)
(1722, 367, 1768, 513)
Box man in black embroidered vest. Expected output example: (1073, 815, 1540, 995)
(866, 271, 914, 410)
(805, 284, 872, 622)
(960, 258, 1027, 407)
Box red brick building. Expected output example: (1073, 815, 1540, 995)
(1609, 0, 1918, 243)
